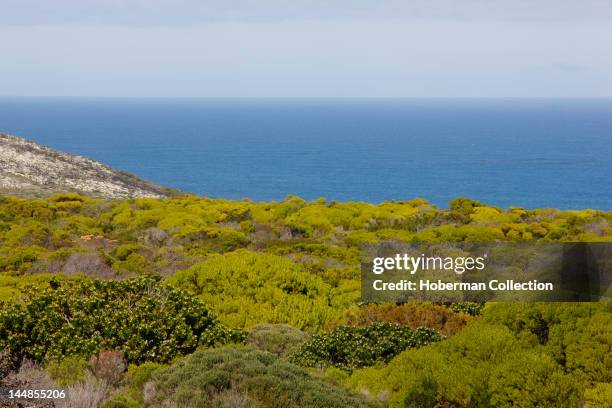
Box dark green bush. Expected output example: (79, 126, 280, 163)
(0, 277, 243, 364)
(148, 346, 368, 408)
(290, 322, 442, 371)
(448, 301, 484, 316)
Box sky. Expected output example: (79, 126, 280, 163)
(1, 1, 611, 98)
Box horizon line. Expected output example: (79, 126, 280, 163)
(2, 95, 612, 100)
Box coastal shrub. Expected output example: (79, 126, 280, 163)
(46, 355, 88, 386)
(148, 346, 368, 408)
(482, 302, 612, 384)
(101, 395, 140, 408)
(3, 220, 53, 248)
(128, 361, 165, 388)
(334, 302, 472, 336)
(561, 312, 612, 383)
(346, 306, 606, 407)
(448, 197, 483, 223)
(269, 242, 361, 267)
(284, 205, 338, 236)
(487, 351, 582, 408)
(0, 246, 44, 274)
(0, 274, 75, 304)
(48, 193, 90, 211)
(0, 196, 55, 221)
(413, 224, 506, 242)
(584, 383, 612, 408)
(111, 252, 152, 275)
(0, 195, 610, 406)
(110, 244, 142, 261)
(100, 362, 167, 407)
(290, 322, 442, 371)
(247, 323, 309, 356)
(448, 301, 484, 316)
(0, 277, 241, 364)
(167, 250, 346, 331)
(177, 227, 249, 252)
(271, 195, 308, 220)
(0, 195, 609, 281)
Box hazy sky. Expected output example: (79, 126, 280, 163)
(1, 1, 611, 97)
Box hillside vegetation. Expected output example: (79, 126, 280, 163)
(0, 193, 610, 407)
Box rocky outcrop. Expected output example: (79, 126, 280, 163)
(0, 132, 175, 199)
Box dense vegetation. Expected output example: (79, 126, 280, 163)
(289, 323, 442, 371)
(0, 193, 610, 407)
(348, 302, 611, 407)
(331, 302, 474, 336)
(146, 347, 369, 408)
(167, 250, 346, 331)
(0, 277, 241, 365)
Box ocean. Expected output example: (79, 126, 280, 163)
(0, 97, 610, 210)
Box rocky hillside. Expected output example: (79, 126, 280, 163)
(0, 132, 176, 199)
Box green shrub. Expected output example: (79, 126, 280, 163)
(149, 346, 368, 408)
(112, 252, 151, 275)
(127, 361, 165, 388)
(111, 244, 142, 261)
(561, 311, 612, 383)
(448, 301, 484, 316)
(348, 310, 595, 407)
(167, 250, 345, 331)
(403, 374, 439, 408)
(0, 195, 609, 407)
(585, 382, 612, 408)
(0, 195, 608, 284)
(101, 395, 140, 408)
(45, 355, 88, 386)
(0, 277, 241, 364)
(488, 351, 582, 408)
(482, 302, 612, 382)
(247, 323, 309, 356)
(0, 246, 44, 274)
(290, 322, 442, 371)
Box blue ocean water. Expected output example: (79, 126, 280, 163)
(0, 98, 610, 210)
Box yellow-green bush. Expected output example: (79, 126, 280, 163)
(167, 250, 350, 331)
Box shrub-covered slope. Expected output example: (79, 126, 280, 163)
(0, 193, 610, 407)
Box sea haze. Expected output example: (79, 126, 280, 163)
(0, 98, 610, 210)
